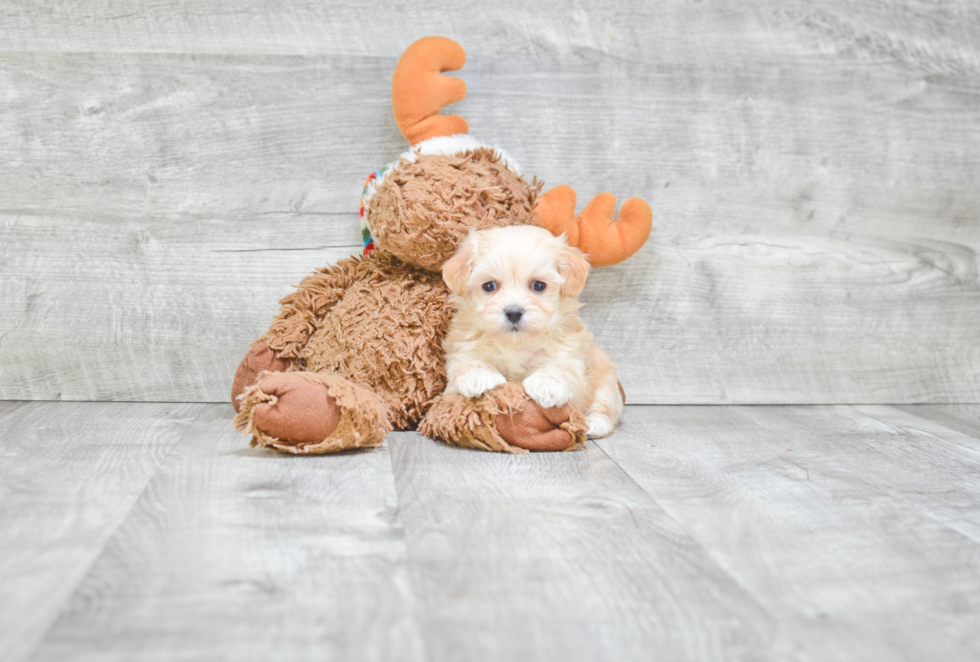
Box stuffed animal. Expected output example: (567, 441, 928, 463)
(232, 36, 651, 454)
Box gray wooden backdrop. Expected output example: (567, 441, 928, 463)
(1, 1, 978, 404)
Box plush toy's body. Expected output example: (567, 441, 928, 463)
(232, 37, 651, 454)
(234, 253, 447, 453)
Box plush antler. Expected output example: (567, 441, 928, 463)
(534, 186, 652, 267)
(392, 36, 469, 145)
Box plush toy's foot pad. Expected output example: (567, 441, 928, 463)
(234, 372, 392, 454)
(419, 381, 588, 454)
(231, 342, 292, 413)
(497, 400, 585, 451)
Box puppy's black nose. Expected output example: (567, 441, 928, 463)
(504, 306, 524, 324)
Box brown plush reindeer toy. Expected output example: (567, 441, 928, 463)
(232, 36, 651, 454)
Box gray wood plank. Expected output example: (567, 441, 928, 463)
(0, 53, 394, 215)
(597, 405, 980, 661)
(751, 405, 980, 543)
(2, 3, 979, 403)
(893, 404, 980, 440)
(850, 405, 980, 540)
(7, 401, 980, 661)
(861, 405, 980, 454)
(386, 431, 794, 662)
(30, 405, 426, 662)
(0, 400, 28, 420)
(1, 0, 977, 65)
(0, 401, 202, 662)
(0, 211, 360, 402)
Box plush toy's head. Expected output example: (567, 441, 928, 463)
(367, 148, 540, 272)
(362, 35, 652, 275)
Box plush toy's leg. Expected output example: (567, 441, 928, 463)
(234, 372, 392, 454)
(231, 342, 293, 413)
(419, 381, 588, 454)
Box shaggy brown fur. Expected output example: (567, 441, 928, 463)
(232, 149, 590, 454)
(369, 148, 542, 272)
(258, 250, 452, 429)
(235, 371, 392, 454)
(419, 382, 588, 454)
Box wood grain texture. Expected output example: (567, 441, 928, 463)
(0, 211, 360, 401)
(29, 405, 426, 662)
(851, 405, 980, 540)
(894, 404, 980, 439)
(597, 405, 980, 661)
(1, 0, 978, 65)
(4, 401, 980, 660)
(0, 400, 28, 421)
(0, 401, 201, 662)
(1, 2, 979, 403)
(385, 430, 791, 661)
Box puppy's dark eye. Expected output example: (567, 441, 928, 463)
(482, 281, 497, 293)
(531, 280, 547, 292)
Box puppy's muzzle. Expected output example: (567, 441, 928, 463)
(504, 306, 524, 325)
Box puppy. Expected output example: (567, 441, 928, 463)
(441, 225, 623, 438)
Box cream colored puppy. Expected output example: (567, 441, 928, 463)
(441, 225, 623, 438)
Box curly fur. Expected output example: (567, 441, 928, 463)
(368, 148, 542, 272)
(231, 37, 647, 454)
(419, 381, 588, 454)
(235, 150, 590, 453)
(258, 250, 452, 430)
(234, 371, 392, 454)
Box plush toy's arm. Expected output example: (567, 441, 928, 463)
(256, 255, 375, 361)
(534, 185, 652, 267)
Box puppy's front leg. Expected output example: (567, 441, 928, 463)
(523, 361, 585, 408)
(447, 360, 507, 399)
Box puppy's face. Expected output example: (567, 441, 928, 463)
(442, 225, 590, 339)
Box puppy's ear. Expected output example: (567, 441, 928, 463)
(443, 231, 478, 295)
(559, 243, 590, 298)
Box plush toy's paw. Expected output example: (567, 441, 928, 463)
(234, 372, 391, 454)
(585, 413, 615, 439)
(250, 373, 342, 443)
(522, 371, 573, 408)
(496, 400, 583, 452)
(231, 342, 292, 413)
(456, 368, 507, 399)
(419, 381, 587, 454)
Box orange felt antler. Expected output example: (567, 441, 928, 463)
(534, 186, 652, 267)
(392, 36, 469, 145)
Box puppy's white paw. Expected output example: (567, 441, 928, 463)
(586, 414, 615, 439)
(523, 371, 573, 408)
(457, 369, 507, 399)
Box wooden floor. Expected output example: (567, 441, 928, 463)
(1, 402, 979, 661)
